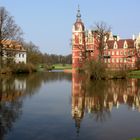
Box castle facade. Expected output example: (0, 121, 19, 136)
(72, 8, 140, 70)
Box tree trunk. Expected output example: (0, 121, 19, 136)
(0, 42, 3, 69)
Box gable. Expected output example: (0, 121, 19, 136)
(113, 41, 118, 49)
(123, 41, 128, 49)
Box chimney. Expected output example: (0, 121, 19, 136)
(132, 34, 135, 40)
(117, 36, 120, 41)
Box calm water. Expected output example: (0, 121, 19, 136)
(0, 72, 140, 140)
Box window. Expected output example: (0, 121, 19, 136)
(79, 52, 82, 56)
(123, 41, 128, 49)
(114, 42, 118, 49)
(132, 50, 135, 55)
(120, 51, 123, 55)
(124, 58, 127, 63)
(124, 51, 127, 56)
(19, 54, 21, 57)
(112, 51, 114, 55)
(79, 34, 82, 44)
(79, 58, 82, 62)
(79, 38, 82, 44)
(132, 57, 135, 62)
(22, 54, 24, 58)
(116, 51, 119, 55)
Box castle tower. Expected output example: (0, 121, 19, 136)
(72, 6, 85, 69)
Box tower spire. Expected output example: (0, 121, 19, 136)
(76, 5, 81, 22)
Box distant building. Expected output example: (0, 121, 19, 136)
(72, 7, 140, 70)
(1, 40, 26, 64)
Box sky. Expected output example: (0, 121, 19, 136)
(0, 0, 140, 55)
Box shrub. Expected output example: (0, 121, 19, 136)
(82, 60, 128, 80)
(83, 60, 106, 80)
(107, 69, 128, 79)
(0, 67, 12, 74)
(11, 63, 37, 74)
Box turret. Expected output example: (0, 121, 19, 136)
(72, 6, 85, 69)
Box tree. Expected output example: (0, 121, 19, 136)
(82, 22, 111, 79)
(83, 59, 106, 80)
(0, 7, 23, 68)
(92, 22, 111, 61)
(22, 41, 42, 65)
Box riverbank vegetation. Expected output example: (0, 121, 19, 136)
(79, 59, 140, 80)
(0, 6, 72, 74)
(81, 60, 128, 80)
(0, 63, 36, 74)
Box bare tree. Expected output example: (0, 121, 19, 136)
(92, 22, 111, 61)
(0, 7, 23, 68)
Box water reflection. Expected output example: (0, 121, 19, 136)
(72, 73, 140, 134)
(1, 72, 140, 139)
(0, 76, 24, 140)
(0, 72, 72, 140)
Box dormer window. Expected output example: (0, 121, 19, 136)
(123, 41, 128, 49)
(114, 41, 118, 49)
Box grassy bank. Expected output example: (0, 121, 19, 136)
(0, 63, 72, 74)
(128, 70, 140, 78)
(130, 138, 140, 140)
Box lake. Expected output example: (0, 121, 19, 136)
(0, 72, 140, 140)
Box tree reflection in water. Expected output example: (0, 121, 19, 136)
(71, 73, 140, 135)
(0, 72, 72, 140)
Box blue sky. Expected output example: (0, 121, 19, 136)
(0, 0, 140, 55)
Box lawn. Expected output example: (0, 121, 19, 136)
(128, 70, 140, 78)
(52, 64, 72, 70)
(130, 138, 140, 140)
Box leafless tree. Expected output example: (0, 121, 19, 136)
(92, 22, 111, 61)
(0, 7, 23, 68)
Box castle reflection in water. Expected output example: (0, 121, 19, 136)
(71, 73, 140, 132)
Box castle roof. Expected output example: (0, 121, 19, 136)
(107, 39, 135, 49)
(73, 6, 85, 31)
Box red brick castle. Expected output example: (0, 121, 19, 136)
(72, 7, 140, 70)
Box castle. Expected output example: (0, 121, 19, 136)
(72, 7, 140, 70)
